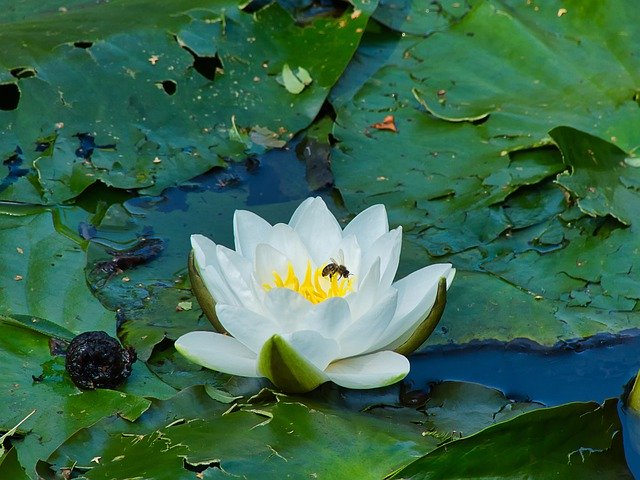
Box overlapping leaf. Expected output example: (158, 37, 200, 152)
(331, 0, 640, 347)
(0, 0, 377, 202)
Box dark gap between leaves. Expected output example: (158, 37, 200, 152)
(10, 66, 36, 79)
(0, 83, 20, 110)
(73, 41, 93, 49)
(182, 458, 220, 473)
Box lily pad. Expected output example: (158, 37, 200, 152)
(331, 0, 640, 346)
(0, 208, 114, 335)
(390, 398, 632, 478)
(0, 0, 378, 202)
(0, 321, 152, 478)
(42, 387, 436, 479)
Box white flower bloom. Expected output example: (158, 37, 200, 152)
(176, 197, 455, 393)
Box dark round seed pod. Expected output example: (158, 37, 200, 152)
(65, 331, 136, 389)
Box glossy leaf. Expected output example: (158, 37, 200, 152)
(0, 322, 152, 477)
(390, 399, 632, 479)
(0, 0, 378, 202)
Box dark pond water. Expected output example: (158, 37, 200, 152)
(408, 331, 640, 407)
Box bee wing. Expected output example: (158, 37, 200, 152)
(334, 250, 345, 265)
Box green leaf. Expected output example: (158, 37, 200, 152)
(44, 388, 438, 479)
(0, 322, 151, 476)
(0, 0, 377, 202)
(0, 448, 30, 480)
(333, 0, 640, 346)
(0, 210, 114, 335)
(372, 0, 479, 36)
(390, 399, 632, 478)
(551, 126, 640, 225)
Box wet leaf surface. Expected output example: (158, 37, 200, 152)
(0, 209, 115, 335)
(0, 321, 154, 477)
(40, 381, 546, 479)
(0, 0, 377, 202)
(391, 398, 632, 479)
(331, 0, 640, 347)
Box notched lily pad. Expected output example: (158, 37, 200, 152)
(552, 126, 640, 226)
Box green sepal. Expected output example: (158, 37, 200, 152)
(394, 277, 447, 356)
(628, 369, 640, 413)
(258, 335, 327, 394)
(188, 250, 227, 334)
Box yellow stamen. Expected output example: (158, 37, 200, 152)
(263, 261, 354, 304)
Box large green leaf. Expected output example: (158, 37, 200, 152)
(0, 0, 377, 202)
(42, 390, 430, 479)
(390, 399, 632, 479)
(41, 381, 548, 479)
(0, 322, 153, 478)
(0, 448, 30, 480)
(0, 208, 114, 334)
(331, 0, 640, 346)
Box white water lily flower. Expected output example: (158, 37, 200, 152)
(176, 197, 455, 393)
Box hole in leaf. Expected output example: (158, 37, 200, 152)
(317, 99, 336, 121)
(0, 83, 20, 110)
(182, 458, 220, 473)
(73, 40, 93, 49)
(178, 42, 223, 81)
(156, 79, 177, 95)
(10, 67, 36, 79)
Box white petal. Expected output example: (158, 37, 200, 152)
(342, 204, 389, 251)
(266, 223, 312, 278)
(337, 288, 397, 358)
(361, 228, 402, 290)
(201, 264, 239, 306)
(289, 197, 342, 266)
(175, 331, 259, 377)
(263, 290, 352, 340)
(325, 351, 410, 389)
(281, 330, 340, 371)
(262, 287, 314, 333)
(302, 296, 352, 339)
(192, 235, 239, 306)
(233, 209, 272, 261)
(191, 234, 219, 270)
(371, 264, 454, 352)
(254, 243, 289, 287)
(216, 245, 262, 313)
(215, 304, 279, 352)
(288, 197, 316, 228)
(346, 257, 380, 320)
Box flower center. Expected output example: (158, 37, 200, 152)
(263, 261, 354, 304)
